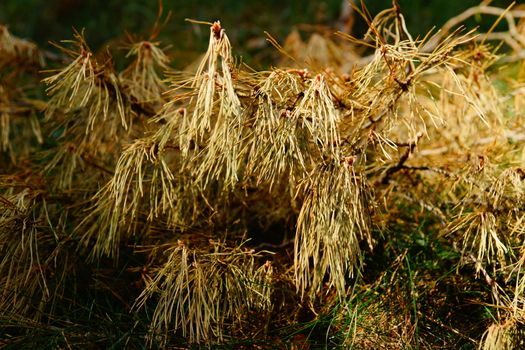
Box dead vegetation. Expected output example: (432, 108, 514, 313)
(2, 1, 525, 348)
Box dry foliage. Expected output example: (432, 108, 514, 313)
(2, 1, 525, 348)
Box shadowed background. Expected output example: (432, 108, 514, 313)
(0, 0, 513, 68)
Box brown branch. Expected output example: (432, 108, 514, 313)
(354, 5, 525, 67)
(422, 5, 525, 53)
(380, 137, 419, 184)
